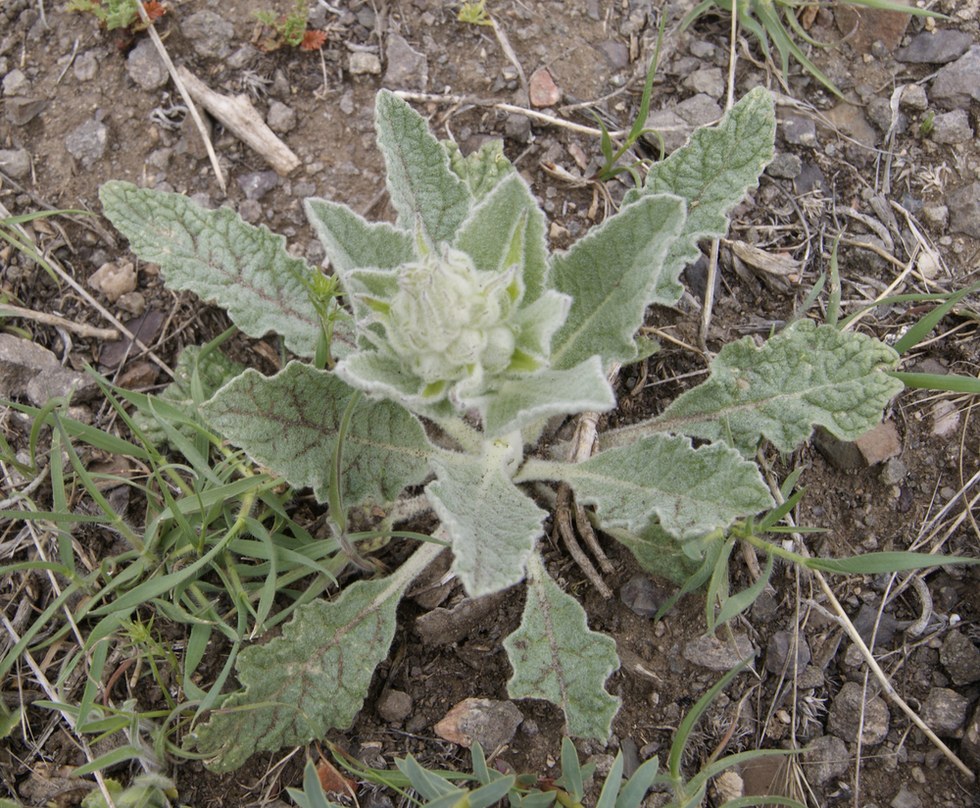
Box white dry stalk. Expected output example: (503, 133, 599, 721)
(133, 1, 227, 193)
(813, 570, 974, 780)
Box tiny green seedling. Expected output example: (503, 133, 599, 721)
(67, 0, 166, 32)
(98, 87, 942, 772)
(254, 0, 327, 51)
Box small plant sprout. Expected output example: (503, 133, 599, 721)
(67, 0, 167, 32)
(98, 87, 966, 772)
(254, 0, 327, 51)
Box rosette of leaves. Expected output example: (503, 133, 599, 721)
(99, 88, 904, 771)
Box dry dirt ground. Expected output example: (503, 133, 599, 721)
(2, 0, 980, 806)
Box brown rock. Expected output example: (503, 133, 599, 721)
(529, 68, 561, 108)
(377, 690, 413, 724)
(433, 698, 523, 750)
(835, 0, 911, 53)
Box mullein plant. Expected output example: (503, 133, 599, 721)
(99, 87, 906, 770)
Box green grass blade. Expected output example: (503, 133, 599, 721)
(668, 660, 749, 780)
(805, 551, 979, 575)
(888, 371, 980, 395)
(893, 281, 980, 354)
(714, 553, 774, 627)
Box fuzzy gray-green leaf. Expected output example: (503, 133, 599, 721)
(518, 434, 772, 539)
(639, 320, 904, 454)
(453, 173, 549, 302)
(374, 90, 471, 244)
(100, 181, 322, 358)
(304, 198, 415, 278)
(472, 356, 615, 438)
(427, 446, 546, 597)
(626, 87, 776, 306)
(504, 553, 620, 739)
(202, 362, 431, 506)
(189, 572, 409, 771)
(549, 193, 686, 370)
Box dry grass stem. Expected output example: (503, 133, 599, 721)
(0, 302, 119, 340)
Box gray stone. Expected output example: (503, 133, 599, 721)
(237, 198, 262, 224)
(620, 575, 667, 618)
(377, 689, 413, 723)
(0, 147, 30, 179)
(899, 83, 928, 111)
(685, 67, 724, 98)
(643, 109, 688, 153)
(237, 170, 278, 201)
(0, 334, 96, 406)
(182, 11, 235, 59)
(895, 30, 972, 64)
(922, 205, 948, 230)
(504, 113, 531, 143)
(433, 698, 523, 750)
(689, 40, 715, 59)
(267, 100, 296, 134)
(597, 40, 629, 70)
(384, 33, 427, 91)
(349, 51, 381, 75)
(227, 44, 259, 70)
(880, 457, 907, 485)
(827, 682, 890, 746)
(65, 118, 108, 168)
(73, 50, 99, 82)
(930, 46, 980, 110)
(949, 182, 980, 239)
(961, 704, 980, 769)
(921, 687, 969, 735)
(126, 38, 168, 91)
(890, 785, 922, 808)
(765, 630, 811, 675)
(2, 68, 29, 96)
(5, 97, 48, 126)
(940, 630, 980, 685)
(766, 152, 802, 179)
(682, 633, 755, 671)
(930, 109, 973, 144)
(802, 735, 849, 786)
(780, 112, 817, 146)
(675, 93, 722, 127)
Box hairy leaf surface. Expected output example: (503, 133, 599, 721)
(627, 87, 776, 306)
(453, 173, 549, 302)
(304, 198, 415, 278)
(375, 90, 471, 244)
(518, 434, 772, 539)
(604, 523, 703, 585)
(607, 321, 904, 455)
(100, 181, 324, 358)
(190, 568, 413, 771)
(202, 362, 431, 506)
(504, 553, 620, 739)
(549, 193, 686, 370)
(472, 356, 615, 438)
(426, 446, 546, 597)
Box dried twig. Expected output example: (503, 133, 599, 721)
(0, 303, 119, 340)
(133, 2, 227, 193)
(392, 90, 628, 139)
(176, 67, 300, 176)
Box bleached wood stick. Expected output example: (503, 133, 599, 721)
(176, 66, 300, 176)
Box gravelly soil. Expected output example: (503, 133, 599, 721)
(1, 0, 979, 806)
